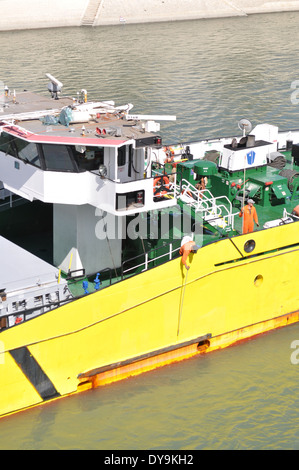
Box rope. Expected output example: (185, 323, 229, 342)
(177, 269, 189, 336)
(279, 169, 299, 191)
(106, 234, 118, 279)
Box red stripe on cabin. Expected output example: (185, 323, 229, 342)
(2, 125, 127, 147)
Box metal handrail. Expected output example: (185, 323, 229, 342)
(0, 297, 71, 331)
(121, 241, 181, 279)
(178, 179, 237, 229)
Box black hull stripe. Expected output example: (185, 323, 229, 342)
(10, 347, 60, 401)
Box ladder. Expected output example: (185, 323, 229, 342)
(81, 0, 103, 26)
(178, 180, 237, 232)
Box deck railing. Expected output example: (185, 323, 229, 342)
(121, 241, 181, 279)
(178, 179, 239, 231)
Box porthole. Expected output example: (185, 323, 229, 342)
(244, 239, 256, 253)
(254, 275, 263, 287)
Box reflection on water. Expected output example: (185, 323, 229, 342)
(2, 11, 299, 144)
(1, 323, 299, 450)
(1, 11, 299, 449)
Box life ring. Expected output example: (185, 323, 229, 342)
(153, 176, 170, 197)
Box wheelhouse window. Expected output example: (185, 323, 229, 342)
(14, 139, 41, 168)
(71, 145, 104, 172)
(118, 146, 126, 167)
(42, 144, 76, 172)
(0, 134, 105, 173)
(0, 132, 17, 158)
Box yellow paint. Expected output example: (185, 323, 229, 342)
(1, 222, 299, 418)
(0, 352, 42, 416)
(78, 309, 299, 389)
(68, 253, 73, 272)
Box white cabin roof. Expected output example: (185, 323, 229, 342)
(0, 91, 158, 146)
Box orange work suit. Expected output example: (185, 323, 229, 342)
(239, 204, 259, 234)
(179, 241, 196, 269)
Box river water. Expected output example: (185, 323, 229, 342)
(0, 11, 299, 450)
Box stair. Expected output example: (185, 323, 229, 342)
(81, 0, 103, 26)
(178, 180, 236, 233)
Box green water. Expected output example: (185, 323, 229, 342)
(1, 324, 299, 450)
(1, 11, 299, 450)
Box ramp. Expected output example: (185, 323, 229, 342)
(81, 0, 103, 26)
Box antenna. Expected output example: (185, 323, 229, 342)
(238, 118, 252, 137)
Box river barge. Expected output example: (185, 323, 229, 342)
(1, 75, 299, 417)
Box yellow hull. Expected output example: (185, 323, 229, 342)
(1, 222, 299, 418)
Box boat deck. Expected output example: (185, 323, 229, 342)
(1, 91, 74, 119)
(230, 150, 298, 233)
(1, 91, 156, 144)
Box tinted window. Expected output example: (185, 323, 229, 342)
(14, 139, 41, 167)
(118, 146, 126, 167)
(72, 146, 104, 171)
(42, 144, 75, 171)
(0, 132, 17, 157)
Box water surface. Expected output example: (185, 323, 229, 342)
(0, 12, 299, 450)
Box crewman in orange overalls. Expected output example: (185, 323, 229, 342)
(179, 236, 199, 270)
(239, 199, 259, 234)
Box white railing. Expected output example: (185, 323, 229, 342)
(122, 243, 181, 278)
(177, 179, 239, 231)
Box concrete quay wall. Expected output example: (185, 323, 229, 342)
(0, 0, 89, 30)
(94, 0, 299, 26)
(0, 0, 299, 31)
